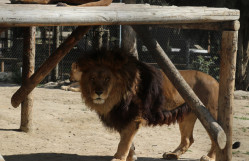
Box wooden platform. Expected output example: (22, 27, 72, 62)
(0, 2, 239, 27)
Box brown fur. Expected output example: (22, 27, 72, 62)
(74, 49, 219, 161)
(11, 0, 113, 7)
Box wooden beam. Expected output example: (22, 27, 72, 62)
(20, 27, 36, 132)
(132, 25, 226, 150)
(1, 61, 4, 72)
(11, 26, 91, 108)
(0, 4, 240, 27)
(159, 20, 240, 31)
(216, 31, 238, 161)
(51, 26, 60, 81)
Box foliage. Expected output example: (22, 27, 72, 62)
(192, 55, 219, 80)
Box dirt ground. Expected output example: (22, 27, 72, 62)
(0, 83, 249, 161)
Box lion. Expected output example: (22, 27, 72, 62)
(60, 62, 81, 92)
(10, 0, 112, 7)
(60, 82, 80, 92)
(72, 48, 225, 161)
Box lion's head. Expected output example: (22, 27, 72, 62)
(81, 65, 115, 105)
(70, 62, 82, 82)
(75, 49, 140, 115)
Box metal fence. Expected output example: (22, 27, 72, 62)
(0, 24, 221, 84)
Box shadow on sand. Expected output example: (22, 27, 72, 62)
(3, 153, 199, 161)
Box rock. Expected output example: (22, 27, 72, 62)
(0, 72, 13, 82)
(234, 90, 249, 100)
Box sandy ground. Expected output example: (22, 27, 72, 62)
(0, 83, 249, 161)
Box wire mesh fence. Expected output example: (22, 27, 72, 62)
(0, 25, 221, 84)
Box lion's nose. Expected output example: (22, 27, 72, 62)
(95, 90, 103, 96)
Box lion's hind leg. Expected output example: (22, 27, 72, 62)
(163, 112, 197, 160)
(199, 132, 216, 161)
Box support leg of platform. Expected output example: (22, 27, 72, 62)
(132, 25, 226, 150)
(11, 26, 91, 108)
(216, 31, 238, 161)
(20, 27, 36, 132)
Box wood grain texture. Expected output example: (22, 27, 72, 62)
(216, 31, 238, 161)
(0, 2, 239, 27)
(20, 27, 36, 133)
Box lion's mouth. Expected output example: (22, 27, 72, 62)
(93, 98, 105, 104)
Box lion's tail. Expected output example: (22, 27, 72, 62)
(162, 103, 191, 125)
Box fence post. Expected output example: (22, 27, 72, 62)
(20, 27, 36, 132)
(216, 30, 238, 161)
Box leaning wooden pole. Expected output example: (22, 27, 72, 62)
(132, 25, 226, 150)
(0, 154, 5, 161)
(11, 26, 91, 108)
(216, 31, 238, 161)
(20, 27, 36, 132)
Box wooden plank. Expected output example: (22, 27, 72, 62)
(0, 3, 239, 27)
(159, 20, 240, 31)
(1, 61, 4, 72)
(132, 25, 226, 150)
(11, 26, 91, 108)
(20, 27, 36, 132)
(216, 31, 238, 161)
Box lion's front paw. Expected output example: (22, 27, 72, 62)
(162, 152, 179, 160)
(61, 86, 69, 91)
(126, 155, 137, 161)
(200, 155, 215, 161)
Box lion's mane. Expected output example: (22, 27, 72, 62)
(77, 49, 190, 132)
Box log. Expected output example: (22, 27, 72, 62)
(216, 31, 238, 161)
(11, 26, 91, 108)
(1, 61, 4, 72)
(159, 20, 240, 31)
(0, 3, 239, 27)
(20, 27, 36, 132)
(51, 26, 60, 82)
(132, 25, 226, 150)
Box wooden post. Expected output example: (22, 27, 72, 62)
(216, 30, 238, 161)
(20, 27, 36, 132)
(1, 61, 4, 72)
(11, 26, 91, 108)
(51, 26, 60, 82)
(132, 25, 226, 149)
